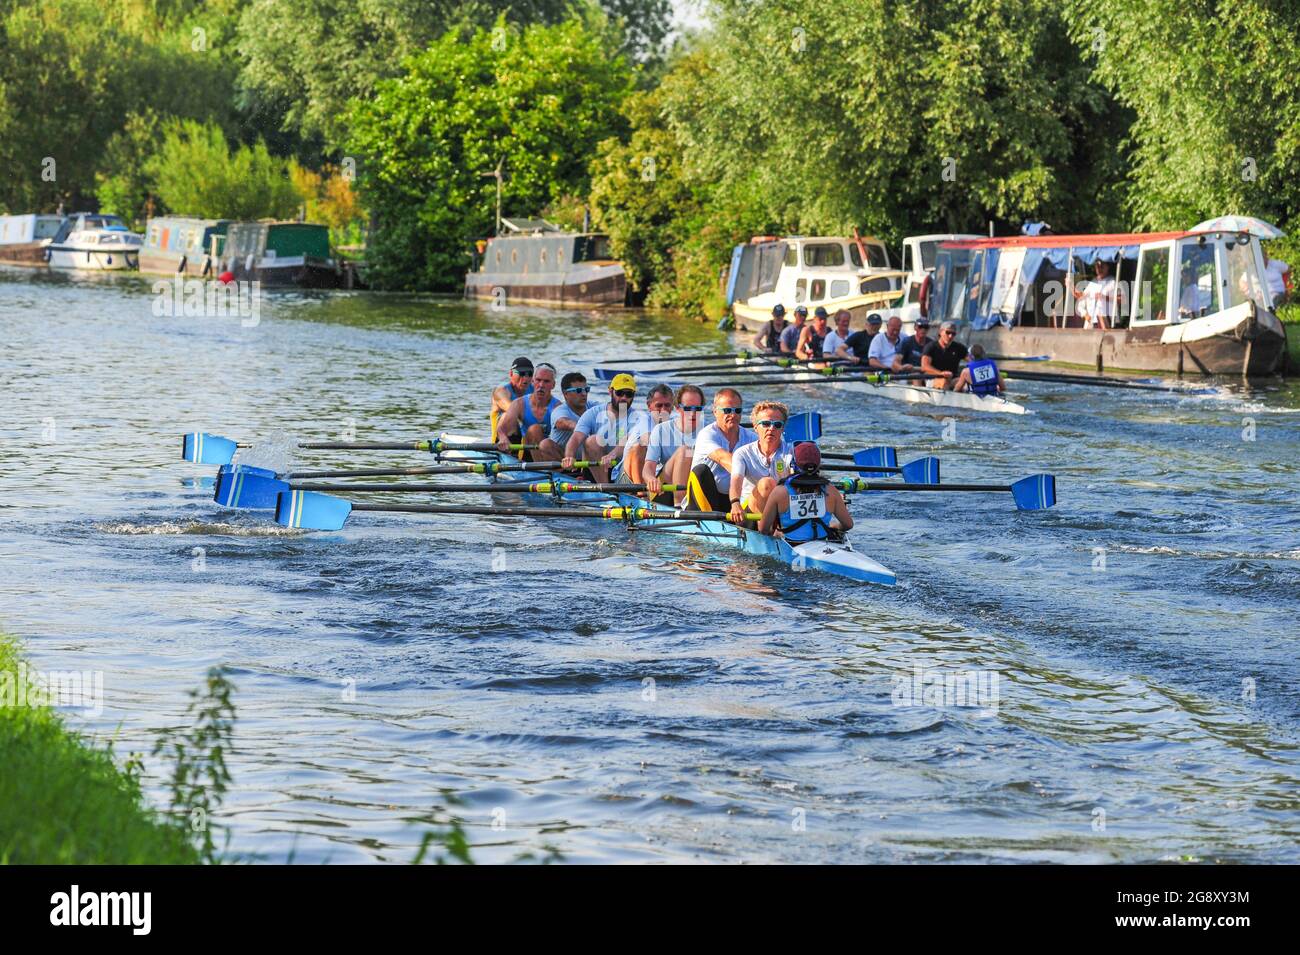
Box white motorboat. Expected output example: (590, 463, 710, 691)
(46, 213, 143, 271)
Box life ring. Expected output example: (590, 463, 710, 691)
(919, 273, 932, 318)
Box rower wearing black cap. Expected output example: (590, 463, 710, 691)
(795, 306, 831, 362)
(491, 356, 534, 443)
(758, 442, 854, 542)
(751, 303, 788, 353)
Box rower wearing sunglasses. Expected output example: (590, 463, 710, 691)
(494, 363, 560, 457)
(641, 384, 708, 506)
(490, 356, 534, 443)
(622, 384, 676, 498)
(562, 373, 649, 484)
(727, 400, 794, 526)
(685, 389, 756, 513)
(758, 442, 853, 541)
(539, 372, 592, 460)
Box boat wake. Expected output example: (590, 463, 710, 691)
(95, 519, 305, 537)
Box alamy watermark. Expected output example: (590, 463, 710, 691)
(0, 663, 104, 718)
(892, 664, 1000, 714)
(152, 276, 261, 327)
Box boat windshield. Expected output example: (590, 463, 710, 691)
(1223, 238, 1270, 310)
(848, 243, 890, 269)
(805, 243, 846, 267)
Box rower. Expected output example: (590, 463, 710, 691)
(919, 321, 968, 389)
(622, 383, 675, 493)
(867, 315, 904, 370)
(842, 313, 882, 363)
(642, 384, 706, 505)
(685, 388, 755, 513)
(821, 308, 856, 362)
(759, 442, 853, 541)
(495, 363, 559, 456)
(562, 373, 648, 483)
(727, 400, 794, 526)
(779, 305, 808, 354)
(490, 357, 534, 442)
(541, 372, 591, 459)
(751, 303, 787, 353)
(894, 318, 931, 374)
(796, 306, 830, 362)
(955, 343, 1004, 395)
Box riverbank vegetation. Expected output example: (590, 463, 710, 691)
(0, 632, 200, 863)
(0, 0, 1295, 308)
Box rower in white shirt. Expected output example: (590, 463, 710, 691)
(867, 316, 906, 370)
(727, 400, 795, 526)
(686, 388, 756, 513)
(820, 309, 855, 362)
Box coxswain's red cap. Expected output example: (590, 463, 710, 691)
(793, 442, 821, 472)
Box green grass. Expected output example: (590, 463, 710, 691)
(0, 633, 200, 864)
(1279, 302, 1300, 369)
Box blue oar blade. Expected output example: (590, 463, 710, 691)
(182, 432, 238, 465)
(786, 411, 822, 443)
(217, 464, 278, 480)
(276, 490, 352, 530)
(1010, 474, 1057, 511)
(853, 445, 898, 476)
(901, 456, 941, 485)
(213, 469, 289, 510)
(590, 367, 627, 381)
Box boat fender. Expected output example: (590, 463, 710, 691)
(177, 255, 187, 274)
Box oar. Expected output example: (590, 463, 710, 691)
(987, 354, 1051, 362)
(837, 474, 1057, 511)
(820, 457, 940, 483)
(214, 461, 598, 509)
(283, 461, 589, 480)
(595, 351, 751, 365)
(282, 481, 686, 494)
(699, 371, 932, 387)
(999, 370, 1211, 393)
(599, 356, 858, 375)
(181, 432, 533, 466)
(275, 490, 759, 531)
(819, 446, 900, 476)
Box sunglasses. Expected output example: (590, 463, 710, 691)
(564, 386, 590, 394)
(679, 404, 704, 412)
(649, 401, 674, 411)
(718, 406, 743, 415)
(756, 419, 785, 429)
(614, 389, 636, 399)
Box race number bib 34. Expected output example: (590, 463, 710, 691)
(788, 493, 825, 520)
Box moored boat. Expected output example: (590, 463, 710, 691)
(217, 220, 349, 288)
(140, 216, 230, 277)
(0, 213, 64, 266)
(929, 228, 1287, 376)
(464, 218, 627, 307)
(46, 213, 143, 270)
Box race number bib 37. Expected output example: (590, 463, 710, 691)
(788, 493, 825, 520)
(973, 365, 996, 383)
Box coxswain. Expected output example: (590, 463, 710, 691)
(727, 400, 793, 525)
(562, 373, 648, 484)
(685, 388, 755, 512)
(495, 363, 559, 456)
(954, 343, 1004, 395)
(759, 442, 854, 541)
(490, 357, 534, 442)
(641, 384, 707, 505)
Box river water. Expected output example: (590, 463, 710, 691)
(2, 266, 1297, 863)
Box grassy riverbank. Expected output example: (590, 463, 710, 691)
(1280, 303, 1300, 369)
(0, 632, 199, 864)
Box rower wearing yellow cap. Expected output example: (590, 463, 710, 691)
(562, 373, 649, 484)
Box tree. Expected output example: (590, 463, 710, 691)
(145, 119, 300, 220)
(347, 16, 633, 289)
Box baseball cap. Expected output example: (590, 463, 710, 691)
(793, 442, 822, 472)
(793, 305, 808, 317)
(511, 357, 534, 375)
(867, 313, 883, 325)
(610, 373, 637, 392)
(813, 306, 829, 319)
(772, 303, 786, 317)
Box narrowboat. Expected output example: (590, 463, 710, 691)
(218, 221, 348, 288)
(928, 229, 1287, 376)
(46, 213, 143, 271)
(464, 218, 627, 307)
(727, 234, 907, 328)
(140, 216, 230, 277)
(0, 214, 64, 265)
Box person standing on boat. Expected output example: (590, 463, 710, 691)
(779, 305, 808, 353)
(752, 304, 788, 353)
(954, 343, 1004, 395)
(642, 385, 707, 505)
(491, 357, 534, 442)
(759, 442, 853, 541)
(839, 313, 882, 363)
(622, 384, 675, 494)
(728, 400, 794, 525)
(495, 363, 561, 456)
(893, 318, 932, 373)
(539, 371, 591, 460)
(1075, 259, 1120, 329)
(685, 388, 755, 513)
(796, 306, 831, 362)
(867, 315, 905, 370)
(920, 321, 968, 389)
(821, 309, 857, 362)
(562, 373, 648, 484)
(1263, 251, 1291, 306)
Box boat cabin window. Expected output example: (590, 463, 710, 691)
(539, 247, 547, 265)
(1176, 241, 1217, 321)
(945, 265, 970, 322)
(1223, 238, 1268, 310)
(860, 276, 893, 294)
(510, 249, 519, 265)
(810, 279, 826, 301)
(1133, 246, 1171, 323)
(918, 241, 937, 271)
(804, 243, 845, 268)
(830, 279, 850, 298)
(901, 245, 912, 275)
(848, 242, 890, 269)
(785, 245, 798, 267)
(794, 279, 807, 303)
